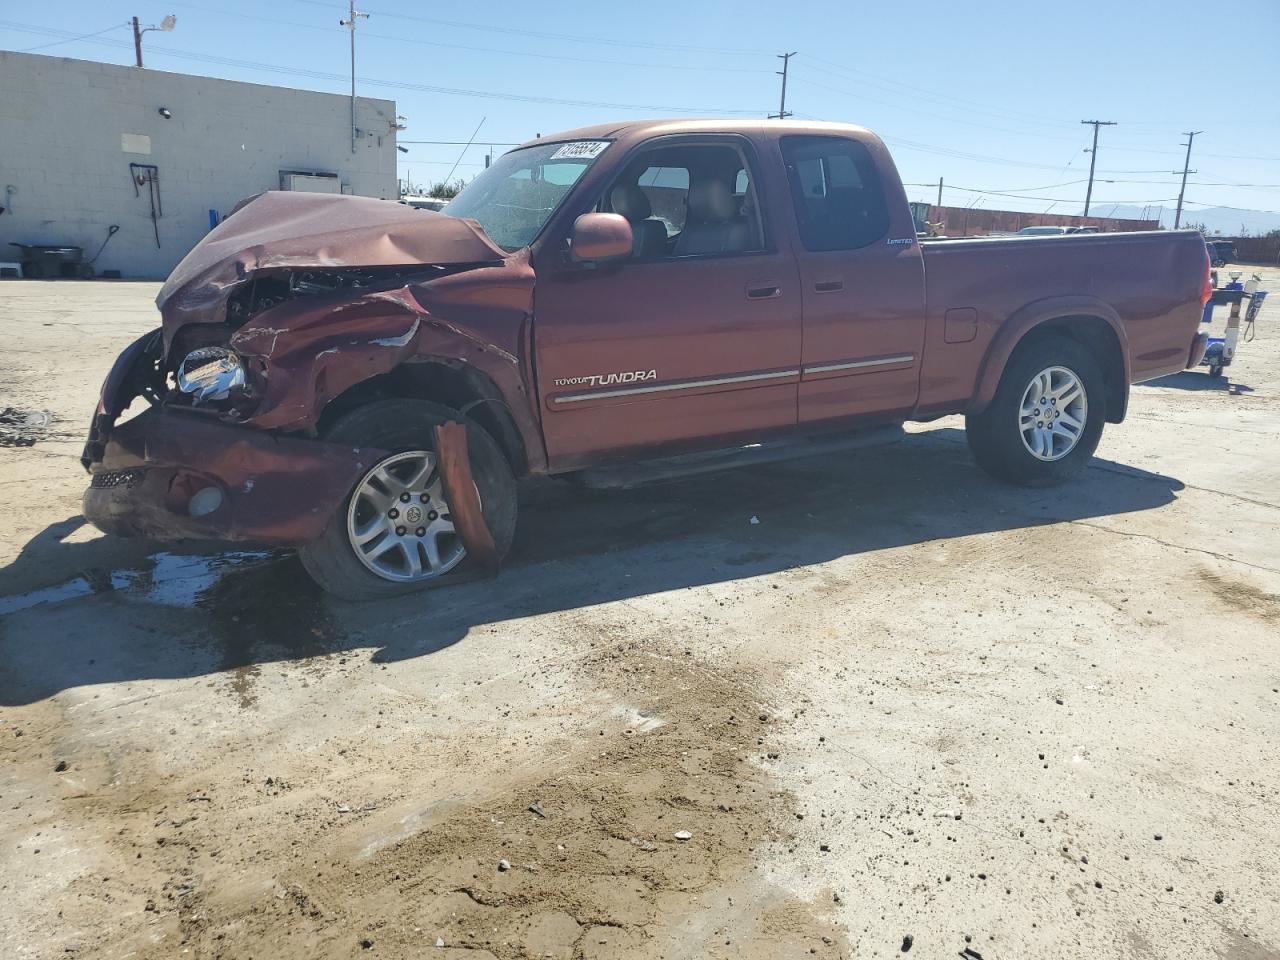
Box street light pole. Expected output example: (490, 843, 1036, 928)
(340, 0, 369, 154)
(131, 14, 176, 68)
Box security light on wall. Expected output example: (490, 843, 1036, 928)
(158, 107, 172, 119)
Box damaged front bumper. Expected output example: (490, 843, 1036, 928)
(82, 407, 386, 545)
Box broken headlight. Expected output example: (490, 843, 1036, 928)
(177, 346, 246, 404)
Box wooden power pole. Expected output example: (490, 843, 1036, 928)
(769, 53, 796, 119)
(1174, 131, 1202, 229)
(1081, 119, 1116, 217)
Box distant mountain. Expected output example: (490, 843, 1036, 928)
(1092, 203, 1280, 236)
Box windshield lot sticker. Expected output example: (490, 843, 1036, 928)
(551, 141, 610, 160)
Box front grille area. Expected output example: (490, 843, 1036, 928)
(91, 468, 145, 489)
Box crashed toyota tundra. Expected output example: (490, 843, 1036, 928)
(82, 119, 1212, 599)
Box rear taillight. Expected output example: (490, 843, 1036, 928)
(1201, 247, 1213, 306)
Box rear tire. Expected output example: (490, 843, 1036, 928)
(965, 334, 1106, 486)
(298, 399, 517, 601)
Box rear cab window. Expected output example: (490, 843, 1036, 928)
(780, 135, 890, 251)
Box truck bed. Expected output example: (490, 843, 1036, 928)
(914, 229, 1208, 416)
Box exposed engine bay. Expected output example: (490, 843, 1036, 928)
(223, 266, 445, 330)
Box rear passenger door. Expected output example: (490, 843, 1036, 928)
(780, 135, 927, 424)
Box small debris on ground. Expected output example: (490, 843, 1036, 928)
(674, 830, 692, 841)
(498, 859, 510, 872)
(528, 802, 546, 818)
(901, 933, 913, 952)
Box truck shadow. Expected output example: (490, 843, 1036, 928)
(1142, 371, 1254, 394)
(0, 428, 1185, 706)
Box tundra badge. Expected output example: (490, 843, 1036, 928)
(554, 370, 657, 388)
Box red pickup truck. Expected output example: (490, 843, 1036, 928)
(82, 119, 1211, 599)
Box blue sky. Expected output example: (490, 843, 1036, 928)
(4, 0, 1278, 222)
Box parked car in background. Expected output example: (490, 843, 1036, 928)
(400, 196, 450, 212)
(1016, 225, 1070, 236)
(1206, 240, 1235, 267)
(82, 119, 1213, 599)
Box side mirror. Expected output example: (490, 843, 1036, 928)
(570, 212, 632, 262)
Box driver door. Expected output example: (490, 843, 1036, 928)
(532, 137, 802, 472)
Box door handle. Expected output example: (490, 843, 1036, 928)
(746, 282, 781, 300)
(814, 279, 844, 293)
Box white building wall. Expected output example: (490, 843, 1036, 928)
(0, 52, 398, 278)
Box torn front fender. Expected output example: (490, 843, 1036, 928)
(82, 328, 164, 470)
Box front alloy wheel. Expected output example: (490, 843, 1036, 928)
(347, 450, 466, 582)
(297, 398, 518, 601)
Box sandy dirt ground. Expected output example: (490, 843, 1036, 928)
(1, 272, 1278, 960)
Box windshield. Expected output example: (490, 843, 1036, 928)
(443, 141, 610, 251)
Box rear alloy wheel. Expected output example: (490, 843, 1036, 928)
(966, 334, 1106, 486)
(298, 399, 516, 601)
(1018, 366, 1088, 461)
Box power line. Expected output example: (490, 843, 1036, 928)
(0, 21, 765, 115)
(16, 21, 126, 52)
(803, 55, 1078, 130)
(400, 140, 521, 147)
(792, 75, 1082, 142)
(939, 184, 1178, 204)
(284, 0, 771, 56)
(163, 0, 771, 75)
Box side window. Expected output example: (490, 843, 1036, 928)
(598, 143, 765, 259)
(780, 136, 889, 252)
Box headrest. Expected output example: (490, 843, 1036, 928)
(610, 183, 652, 222)
(687, 179, 737, 222)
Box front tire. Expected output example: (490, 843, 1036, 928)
(965, 334, 1106, 486)
(298, 399, 517, 601)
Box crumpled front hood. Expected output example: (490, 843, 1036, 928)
(156, 190, 506, 330)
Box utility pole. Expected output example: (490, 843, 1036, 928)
(768, 52, 796, 120)
(340, 0, 369, 154)
(937, 177, 943, 209)
(1174, 130, 1202, 229)
(1080, 119, 1116, 217)
(131, 14, 175, 68)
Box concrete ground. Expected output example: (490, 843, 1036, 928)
(1, 274, 1278, 960)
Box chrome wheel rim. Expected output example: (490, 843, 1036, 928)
(1019, 365, 1088, 462)
(346, 450, 466, 582)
